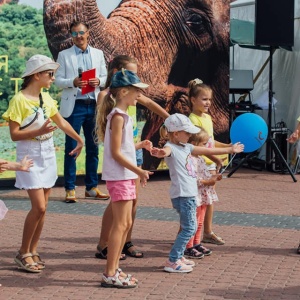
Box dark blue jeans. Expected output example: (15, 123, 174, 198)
(64, 102, 99, 191)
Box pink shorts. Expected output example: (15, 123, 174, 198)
(106, 179, 136, 202)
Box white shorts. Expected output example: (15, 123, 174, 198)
(15, 138, 58, 190)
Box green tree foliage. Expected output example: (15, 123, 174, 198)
(0, 2, 60, 120)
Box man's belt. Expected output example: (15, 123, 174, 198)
(76, 99, 95, 105)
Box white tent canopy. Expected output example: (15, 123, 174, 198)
(230, 0, 300, 140)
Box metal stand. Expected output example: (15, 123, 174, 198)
(265, 47, 296, 182)
(228, 47, 297, 182)
(227, 152, 263, 177)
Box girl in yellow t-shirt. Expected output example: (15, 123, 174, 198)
(2, 54, 83, 273)
(188, 78, 231, 246)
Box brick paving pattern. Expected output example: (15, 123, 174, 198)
(0, 169, 299, 300)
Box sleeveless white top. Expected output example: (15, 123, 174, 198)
(102, 107, 138, 181)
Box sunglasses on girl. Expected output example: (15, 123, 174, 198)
(40, 71, 54, 78)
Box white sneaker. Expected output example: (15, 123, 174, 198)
(180, 256, 196, 267)
(164, 259, 193, 273)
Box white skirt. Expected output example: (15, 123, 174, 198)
(15, 138, 58, 190)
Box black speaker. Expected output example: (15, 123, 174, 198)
(255, 0, 294, 47)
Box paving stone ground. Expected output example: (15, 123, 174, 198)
(0, 169, 299, 300)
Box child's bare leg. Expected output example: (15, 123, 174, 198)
(124, 176, 139, 242)
(29, 188, 51, 253)
(123, 175, 143, 257)
(17, 188, 47, 269)
(105, 201, 133, 276)
(98, 202, 113, 249)
(203, 169, 216, 235)
(203, 204, 213, 234)
(203, 169, 225, 245)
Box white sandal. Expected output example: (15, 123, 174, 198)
(117, 268, 138, 284)
(31, 252, 45, 269)
(14, 252, 41, 273)
(101, 270, 137, 288)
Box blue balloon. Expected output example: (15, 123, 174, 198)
(230, 113, 268, 153)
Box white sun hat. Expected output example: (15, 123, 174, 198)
(21, 54, 60, 78)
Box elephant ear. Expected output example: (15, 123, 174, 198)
(43, 0, 105, 60)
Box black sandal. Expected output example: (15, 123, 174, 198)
(95, 245, 126, 260)
(122, 241, 144, 258)
(297, 243, 300, 254)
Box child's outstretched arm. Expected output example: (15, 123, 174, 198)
(215, 140, 232, 148)
(192, 142, 244, 156)
(135, 139, 153, 152)
(0, 156, 33, 173)
(137, 94, 170, 119)
(287, 129, 299, 144)
(150, 146, 172, 158)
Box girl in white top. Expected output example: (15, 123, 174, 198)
(96, 69, 153, 288)
(2, 55, 83, 273)
(150, 114, 244, 273)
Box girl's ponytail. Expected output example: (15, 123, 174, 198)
(95, 90, 117, 142)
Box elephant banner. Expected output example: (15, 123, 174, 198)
(44, 0, 230, 170)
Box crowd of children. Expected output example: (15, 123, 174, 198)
(0, 52, 250, 287)
(6, 54, 299, 287)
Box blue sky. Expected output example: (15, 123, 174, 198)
(18, 0, 121, 17)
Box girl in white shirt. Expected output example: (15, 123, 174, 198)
(96, 69, 152, 288)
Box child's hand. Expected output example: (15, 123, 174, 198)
(142, 140, 153, 151)
(201, 177, 217, 186)
(69, 141, 84, 159)
(151, 147, 167, 158)
(39, 119, 57, 135)
(0, 161, 8, 173)
(212, 174, 222, 182)
(19, 155, 34, 172)
(287, 130, 298, 144)
(139, 169, 153, 187)
(231, 142, 244, 153)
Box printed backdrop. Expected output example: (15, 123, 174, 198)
(0, 0, 230, 178)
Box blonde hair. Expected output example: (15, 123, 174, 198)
(95, 88, 119, 142)
(188, 127, 209, 145)
(159, 124, 169, 140)
(187, 78, 212, 109)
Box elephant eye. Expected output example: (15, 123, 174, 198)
(183, 9, 211, 37)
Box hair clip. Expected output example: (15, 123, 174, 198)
(193, 78, 203, 85)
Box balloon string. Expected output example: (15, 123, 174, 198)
(220, 153, 237, 174)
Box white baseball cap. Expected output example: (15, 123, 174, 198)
(164, 113, 200, 134)
(22, 54, 60, 78)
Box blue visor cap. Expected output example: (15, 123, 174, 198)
(110, 69, 149, 89)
